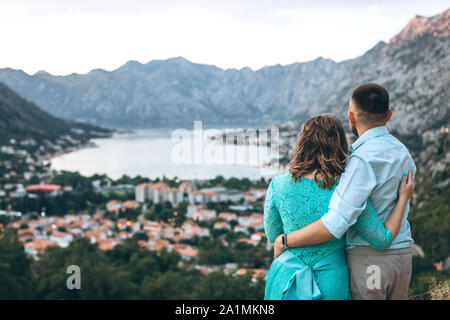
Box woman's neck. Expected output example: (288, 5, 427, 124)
(303, 170, 317, 179)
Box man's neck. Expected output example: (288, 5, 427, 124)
(356, 123, 386, 137)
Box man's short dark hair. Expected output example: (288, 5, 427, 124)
(351, 83, 389, 123)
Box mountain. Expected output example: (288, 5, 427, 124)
(389, 10, 450, 48)
(0, 82, 111, 145)
(300, 8, 449, 136)
(0, 9, 447, 133)
(0, 56, 337, 128)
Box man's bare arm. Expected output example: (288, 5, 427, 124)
(287, 218, 334, 247)
(273, 219, 334, 258)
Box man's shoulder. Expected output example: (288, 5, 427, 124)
(352, 133, 412, 161)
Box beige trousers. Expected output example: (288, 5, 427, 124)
(346, 246, 412, 300)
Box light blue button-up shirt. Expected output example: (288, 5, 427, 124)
(321, 125, 416, 250)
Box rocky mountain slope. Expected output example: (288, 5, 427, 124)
(0, 82, 111, 145)
(301, 9, 449, 136)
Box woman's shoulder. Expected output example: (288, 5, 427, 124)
(270, 172, 294, 190)
(271, 172, 292, 184)
(271, 172, 337, 193)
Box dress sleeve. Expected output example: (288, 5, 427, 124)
(264, 179, 283, 243)
(352, 199, 394, 250)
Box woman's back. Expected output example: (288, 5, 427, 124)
(265, 173, 344, 264)
(264, 172, 350, 299)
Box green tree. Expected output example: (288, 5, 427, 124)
(132, 231, 149, 242)
(192, 271, 264, 299)
(140, 270, 201, 299)
(198, 239, 233, 265)
(0, 231, 34, 299)
(32, 238, 137, 299)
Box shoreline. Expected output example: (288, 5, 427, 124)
(48, 129, 285, 181)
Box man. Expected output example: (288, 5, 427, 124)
(275, 83, 416, 300)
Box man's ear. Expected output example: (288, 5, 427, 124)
(348, 110, 355, 125)
(386, 109, 392, 122)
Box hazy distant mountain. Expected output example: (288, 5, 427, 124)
(0, 82, 110, 144)
(0, 56, 338, 128)
(0, 9, 448, 135)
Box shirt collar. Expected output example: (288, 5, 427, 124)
(350, 125, 390, 152)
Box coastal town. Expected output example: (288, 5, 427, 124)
(0, 126, 448, 299)
(0, 135, 273, 282)
(4, 181, 271, 282)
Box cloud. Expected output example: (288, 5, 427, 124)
(0, 0, 448, 75)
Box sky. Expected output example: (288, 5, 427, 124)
(0, 0, 448, 75)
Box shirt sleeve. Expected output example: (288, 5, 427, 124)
(321, 155, 377, 239)
(264, 179, 283, 243)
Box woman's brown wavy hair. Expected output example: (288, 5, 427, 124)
(289, 113, 349, 189)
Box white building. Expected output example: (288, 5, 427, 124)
(49, 232, 73, 248)
(238, 216, 254, 227)
(192, 209, 217, 222)
(218, 212, 238, 222)
(152, 182, 169, 204)
(187, 204, 205, 219)
(24, 239, 56, 259)
(182, 221, 210, 239)
(167, 188, 184, 207)
(135, 183, 152, 203)
(179, 182, 194, 194)
(234, 224, 249, 234)
(190, 191, 207, 204)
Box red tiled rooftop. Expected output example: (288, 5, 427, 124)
(152, 182, 169, 190)
(180, 248, 199, 257)
(25, 184, 62, 192)
(214, 222, 229, 227)
(98, 238, 118, 250)
(137, 183, 151, 187)
(123, 200, 140, 208)
(154, 239, 170, 250)
(237, 268, 247, 276)
(17, 229, 34, 236)
(25, 239, 57, 251)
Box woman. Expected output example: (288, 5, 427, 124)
(264, 114, 414, 300)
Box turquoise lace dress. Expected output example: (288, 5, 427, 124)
(264, 173, 394, 300)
